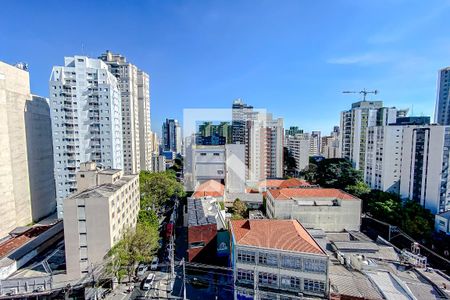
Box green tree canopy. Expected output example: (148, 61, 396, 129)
(232, 198, 248, 219)
(140, 170, 185, 210)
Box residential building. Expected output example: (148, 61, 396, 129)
(162, 118, 182, 155)
(247, 113, 284, 183)
(152, 155, 166, 172)
(184, 144, 246, 193)
(435, 67, 450, 125)
(197, 121, 231, 145)
(321, 126, 340, 159)
(63, 162, 139, 280)
(99, 51, 140, 174)
(364, 125, 404, 194)
(286, 133, 310, 173)
(137, 69, 152, 171)
(232, 98, 254, 144)
(340, 101, 399, 170)
(230, 219, 329, 299)
(284, 126, 303, 138)
(395, 116, 430, 125)
(400, 125, 450, 214)
(25, 95, 56, 221)
(187, 195, 227, 263)
(435, 211, 450, 235)
(266, 188, 362, 231)
(310, 130, 321, 156)
(49, 56, 123, 218)
(0, 61, 32, 238)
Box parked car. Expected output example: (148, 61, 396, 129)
(150, 257, 159, 270)
(142, 273, 155, 291)
(136, 264, 148, 277)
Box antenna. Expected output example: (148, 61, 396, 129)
(342, 88, 378, 101)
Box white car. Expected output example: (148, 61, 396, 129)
(150, 257, 159, 270)
(142, 273, 155, 291)
(136, 264, 148, 277)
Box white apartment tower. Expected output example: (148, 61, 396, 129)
(49, 56, 123, 218)
(400, 125, 450, 214)
(286, 133, 310, 173)
(99, 51, 152, 173)
(340, 101, 399, 170)
(364, 125, 404, 194)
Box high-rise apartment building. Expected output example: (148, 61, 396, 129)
(0, 61, 33, 237)
(321, 126, 340, 159)
(49, 56, 123, 218)
(196, 121, 231, 145)
(340, 101, 399, 170)
(162, 118, 182, 154)
(309, 131, 321, 156)
(99, 51, 152, 173)
(25, 95, 56, 221)
(137, 70, 152, 171)
(247, 113, 284, 182)
(435, 67, 450, 125)
(232, 98, 254, 144)
(63, 162, 139, 280)
(286, 133, 310, 173)
(400, 125, 450, 214)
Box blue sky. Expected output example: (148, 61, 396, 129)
(1, 0, 450, 135)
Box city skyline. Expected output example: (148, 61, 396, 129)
(2, 1, 450, 134)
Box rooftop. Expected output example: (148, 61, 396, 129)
(192, 179, 224, 198)
(188, 197, 220, 227)
(0, 225, 53, 259)
(230, 219, 325, 255)
(268, 188, 358, 201)
(258, 178, 311, 189)
(71, 174, 136, 199)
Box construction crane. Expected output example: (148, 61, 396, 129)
(342, 88, 378, 101)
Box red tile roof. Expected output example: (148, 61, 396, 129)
(258, 178, 311, 189)
(230, 219, 325, 254)
(268, 188, 357, 200)
(192, 180, 225, 198)
(0, 226, 50, 258)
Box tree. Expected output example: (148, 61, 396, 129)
(232, 199, 248, 219)
(346, 181, 371, 198)
(140, 171, 185, 210)
(138, 209, 159, 228)
(283, 147, 297, 178)
(107, 223, 159, 283)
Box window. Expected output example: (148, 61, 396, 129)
(303, 279, 325, 293)
(258, 272, 277, 286)
(281, 255, 302, 269)
(304, 258, 327, 273)
(237, 250, 256, 264)
(237, 269, 253, 283)
(259, 252, 278, 266)
(213, 153, 220, 156)
(200, 153, 207, 156)
(189, 242, 205, 248)
(280, 276, 301, 289)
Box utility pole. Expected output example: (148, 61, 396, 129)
(182, 258, 186, 300)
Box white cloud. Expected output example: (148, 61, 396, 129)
(327, 53, 389, 65)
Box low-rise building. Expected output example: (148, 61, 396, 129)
(266, 188, 361, 231)
(187, 196, 227, 264)
(63, 162, 139, 280)
(229, 219, 329, 299)
(435, 211, 450, 235)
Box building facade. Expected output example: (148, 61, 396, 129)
(63, 162, 139, 280)
(321, 126, 340, 159)
(232, 98, 254, 144)
(230, 219, 329, 300)
(49, 56, 123, 218)
(435, 67, 450, 125)
(286, 133, 310, 173)
(0, 61, 33, 238)
(340, 101, 398, 170)
(99, 51, 152, 173)
(309, 131, 321, 156)
(162, 118, 182, 155)
(25, 95, 56, 221)
(197, 121, 231, 145)
(400, 125, 450, 214)
(266, 188, 362, 231)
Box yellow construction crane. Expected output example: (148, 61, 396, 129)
(342, 88, 378, 101)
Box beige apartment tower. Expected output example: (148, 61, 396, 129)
(63, 162, 140, 280)
(0, 62, 32, 238)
